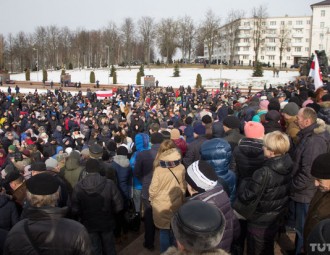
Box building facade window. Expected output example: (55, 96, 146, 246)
(320, 22, 325, 28)
(270, 21, 276, 26)
(281, 21, 285, 25)
(296, 20, 303, 25)
(269, 56, 275, 60)
(287, 56, 290, 60)
(307, 20, 311, 25)
(321, 10, 325, 17)
(294, 47, 302, 52)
(261, 56, 264, 60)
(269, 38, 276, 42)
(320, 33, 324, 40)
(243, 55, 249, 59)
(305, 47, 309, 52)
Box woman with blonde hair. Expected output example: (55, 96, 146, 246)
(234, 131, 293, 255)
(149, 140, 186, 253)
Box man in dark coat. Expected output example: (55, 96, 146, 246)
(304, 153, 330, 251)
(290, 108, 330, 254)
(71, 158, 123, 255)
(4, 173, 92, 255)
(134, 132, 164, 251)
(182, 123, 207, 168)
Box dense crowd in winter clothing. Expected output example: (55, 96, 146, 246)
(1, 79, 330, 255)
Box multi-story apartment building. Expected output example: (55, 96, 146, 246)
(205, 0, 330, 68)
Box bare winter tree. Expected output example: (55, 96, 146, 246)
(0, 34, 4, 69)
(251, 5, 268, 66)
(138, 16, 155, 66)
(103, 22, 120, 65)
(199, 10, 221, 66)
(33, 26, 47, 69)
(121, 17, 135, 68)
(6, 33, 14, 72)
(278, 23, 291, 68)
(58, 27, 73, 68)
(178, 16, 195, 64)
(156, 18, 179, 64)
(225, 9, 245, 66)
(46, 25, 60, 68)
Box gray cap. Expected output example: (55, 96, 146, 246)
(282, 102, 300, 116)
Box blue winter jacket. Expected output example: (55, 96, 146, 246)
(200, 138, 237, 203)
(130, 133, 150, 190)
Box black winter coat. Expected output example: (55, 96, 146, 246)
(71, 173, 123, 232)
(233, 138, 265, 183)
(291, 121, 330, 203)
(0, 195, 19, 231)
(4, 206, 92, 255)
(182, 136, 208, 168)
(237, 154, 293, 225)
(134, 144, 160, 200)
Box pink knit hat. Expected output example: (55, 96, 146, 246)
(244, 121, 265, 139)
(302, 99, 314, 108)
(259, 100, 269, 110)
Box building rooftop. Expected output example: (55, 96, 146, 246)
(311, 0, 330, 8)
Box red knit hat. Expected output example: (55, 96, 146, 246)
(244, 121, 265, 139)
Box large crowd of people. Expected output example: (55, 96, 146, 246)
(0, 79, 330, 255)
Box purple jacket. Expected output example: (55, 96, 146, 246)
(190, 185, 240, 253)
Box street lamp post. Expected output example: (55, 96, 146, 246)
(33, 48, 39, 81)
(105, 45, 110, 84)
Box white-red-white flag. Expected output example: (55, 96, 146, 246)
(96, 90, 113, 100)
(308, 54, 323, 91)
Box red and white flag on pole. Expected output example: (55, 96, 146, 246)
(308, 54, 323, 91)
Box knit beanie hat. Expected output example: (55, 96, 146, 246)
(161, 130, 171, 140)
(193, 124, 206, 135)
(311, 153, 330, 179)
(223, 116, 241, 129)
(30, 162, 47, 172)
(259, 100, 269, 110)
(282, 102, 300, 116)
(265, 110, 281, 122)
(186, 160, 218, 193)
(151, 132, 164, 144)
(26, 173, 60, 195)
(85, 158, 100, 173)
(171, 200, 225, 252)
(8, 145, 16, 151)
(89, 144, 103, 158)
(306, 219, 330, 255)
(45, 157, 59, 169)
(170, 128, 181, 140)
(244, 121, 265, 139)
(116, 146, 128, 156)
(302, 99, 314, 108)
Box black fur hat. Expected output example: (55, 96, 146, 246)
(171, 200, 225, 252)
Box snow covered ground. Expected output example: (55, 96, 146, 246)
(10, 66, 300, 90)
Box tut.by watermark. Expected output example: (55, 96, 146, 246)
(309, 243, 330, 253)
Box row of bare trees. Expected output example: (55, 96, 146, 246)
(0, 6, 284, 73)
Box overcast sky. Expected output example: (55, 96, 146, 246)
(0, 0, 319, 36)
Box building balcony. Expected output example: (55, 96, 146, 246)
(266, 42, 277, 47)
(292, 33, 304, 38)
(236, 51, 251, 55)
(238, 34, 250, 38)
(293, 25, 304, 29)
(291, 42, 304, 47)
(238, 26, 252, 30)
(266, 34, 277, 38)
(237, 42, 250, 46)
